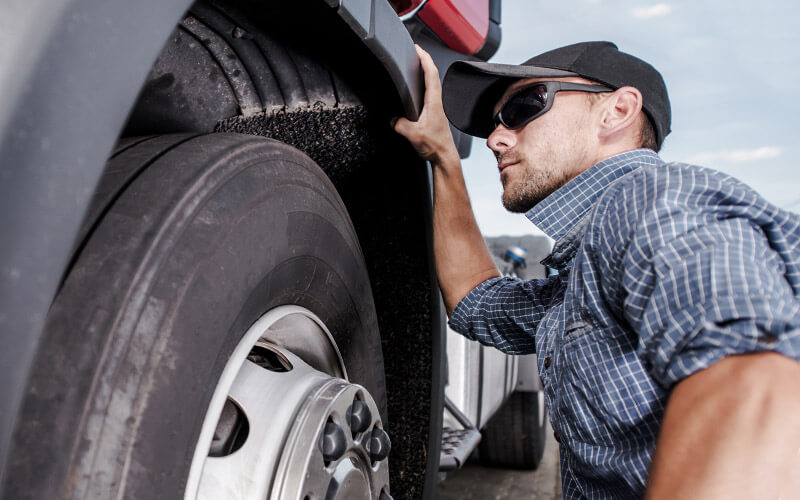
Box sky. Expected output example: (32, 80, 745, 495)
(462, 0, 800, 236)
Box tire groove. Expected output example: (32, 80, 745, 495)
(180, 16, 262, 116)
(202, 0, 304, 110)
(111, 135, 159, 160)
(248, 29, 309, 109)
(62, 134, 204, 289)
(192, 3, 281, 110)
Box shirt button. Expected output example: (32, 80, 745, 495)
(761, 333, 778, 344)
(544, 356, 552, 368)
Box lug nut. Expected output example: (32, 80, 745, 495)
(368, 428, 391, 462)
(348, 400, 372, 434)
(320, 421, 347, 462)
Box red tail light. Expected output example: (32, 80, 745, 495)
(391, 0, 490, 55)
(389, 0, 426, 17)
(419, 0, 489, 54)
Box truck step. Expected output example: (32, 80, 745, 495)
(439, 427, 481, 471)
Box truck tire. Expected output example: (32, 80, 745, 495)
(479, 391, 547, 470)
(5, 133, 391, 499)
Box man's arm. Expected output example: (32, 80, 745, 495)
(393, 46, 499, 314)
(646, 351, 800, 499)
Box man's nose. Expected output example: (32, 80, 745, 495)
(487, 124, 516, 153)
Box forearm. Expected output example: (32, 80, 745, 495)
(430, 153, 499, 314)
(646, 352, 800, 499)
(392, 45, 499, 314)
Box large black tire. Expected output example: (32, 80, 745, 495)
(479, 391, 547, 470)
(5, 133, 387, 499)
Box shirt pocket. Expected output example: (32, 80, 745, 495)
(559, 319, 665, 448)
(562, 319, 594, 343)
(561, 305, 599, 344)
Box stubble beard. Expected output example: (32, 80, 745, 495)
(500, 159, 572, 213)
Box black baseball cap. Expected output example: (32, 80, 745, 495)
(442, 41, 671, 147)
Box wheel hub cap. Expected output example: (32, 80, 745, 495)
(185, 306, 390, 500)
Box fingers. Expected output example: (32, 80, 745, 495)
(415, 45, 442, 106)
(391, 44, 455, 162)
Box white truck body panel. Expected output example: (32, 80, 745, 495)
(443, 235, 552, 433)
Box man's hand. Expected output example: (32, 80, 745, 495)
(393, 45, 461, 168)
(392, 44, 499, 314)
(646, 351, 800, 499)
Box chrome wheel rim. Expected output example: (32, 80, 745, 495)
(184, 305, 390, 500)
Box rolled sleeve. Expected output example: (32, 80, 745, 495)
(591, 164, 800, 390)
(629, 216, 800, 388)
(448, 275, 560, 354)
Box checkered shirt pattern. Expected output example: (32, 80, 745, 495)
(449, 149, 800, 499)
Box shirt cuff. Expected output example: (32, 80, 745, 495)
(447, 276, 507, 339)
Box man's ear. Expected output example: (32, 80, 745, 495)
(597, 86, 643, 144)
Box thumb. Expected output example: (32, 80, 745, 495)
(392, 116, 412, 136)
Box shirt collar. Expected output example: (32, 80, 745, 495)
(526, 149, 662, 241)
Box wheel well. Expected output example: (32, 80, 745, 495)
(98, 0, 442, 496)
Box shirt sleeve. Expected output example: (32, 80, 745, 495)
(448, 274, 562, 354)
(594, 167, 800, 389)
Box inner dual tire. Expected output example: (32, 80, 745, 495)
(7, 133, 389, 499)
(479, 391, 547, 470)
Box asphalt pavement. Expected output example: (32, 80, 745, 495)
(435, 421, 562, 499)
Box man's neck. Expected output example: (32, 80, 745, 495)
(593, 143, 642, 167)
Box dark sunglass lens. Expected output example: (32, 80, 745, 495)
(501, 85, 548, 128)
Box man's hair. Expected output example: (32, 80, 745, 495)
(639, 115, 659, 152)
(587, 92, 660, 152)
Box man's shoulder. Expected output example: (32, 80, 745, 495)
(585, 155, 782, 257)
(597, 157, 762, 218)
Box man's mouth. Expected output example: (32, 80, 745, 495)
(498, 160, 519, 172)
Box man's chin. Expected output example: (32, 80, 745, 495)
(501, 195, 537, 214)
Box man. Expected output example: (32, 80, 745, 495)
(394, 41, 800, 498)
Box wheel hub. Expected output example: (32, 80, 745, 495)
(327, 457, 371, 500)
(185, 306, 390, 500)
(271, 376, 388, 499)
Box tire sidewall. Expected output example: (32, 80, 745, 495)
(10, 134, 385, 499)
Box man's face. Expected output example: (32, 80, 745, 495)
(488, 77, 603, 213)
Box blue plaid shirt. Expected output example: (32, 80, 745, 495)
(449, 149, 800, 499)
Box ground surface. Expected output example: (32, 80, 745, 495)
(435, 421, 562, 499)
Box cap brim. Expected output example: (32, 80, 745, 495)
(443, 61, 577, 138)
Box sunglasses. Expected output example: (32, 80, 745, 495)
(493, 81, 613, 130)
